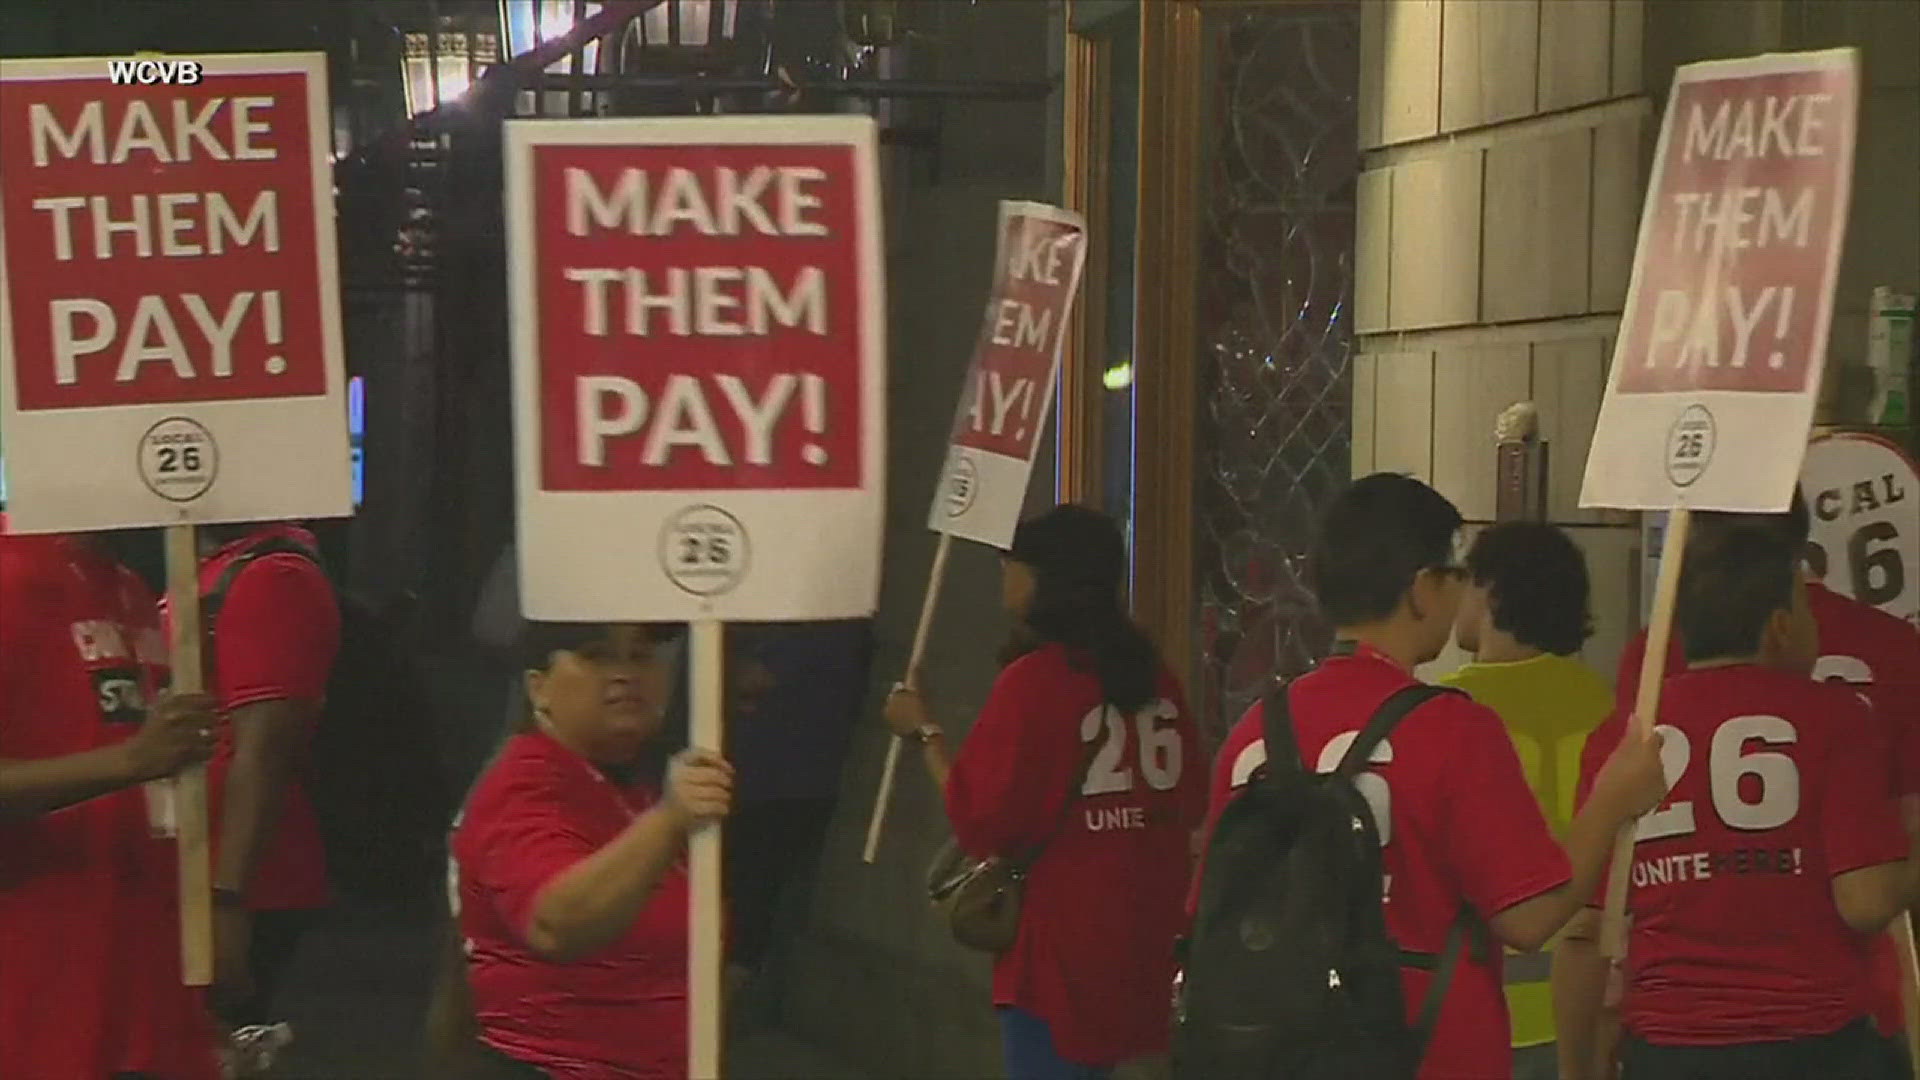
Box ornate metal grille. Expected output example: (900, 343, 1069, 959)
(1194, 1, 1361, 745)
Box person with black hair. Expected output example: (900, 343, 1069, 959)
(1570, 520, 1920, 1079)
(883, 504, 1205, 1080)
(1195, 474, 1666, 1080)
(1439, 523, 1615, 1079)
(440, 622, 733, 1079)
(1562, 487, 1920, 1077)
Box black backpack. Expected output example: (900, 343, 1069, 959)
(1172, 682, 1479, 1079)
(206, 537, 453, 917)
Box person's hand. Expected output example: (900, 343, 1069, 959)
(1591, 721, 1670, 820)
(664, 749, 733, 830)
(209, 902, 255, 1024)
(883, 682, 930, 738)
(125, 692, 220, 781)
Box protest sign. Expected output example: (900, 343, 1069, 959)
(505, 115, 884, 1078)
(1582, 50, 1858, 513)
(862, 201, 1087, 864)
(929, 202, 1087, 547)
(0, 52, 347, 989)
(1803, 431, 1919, 628)
(1579, 49, 1860, 959)
(506, 115, 884, 623)
(0, 53, 350, 534)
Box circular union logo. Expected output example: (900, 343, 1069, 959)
(944, 454, 979, 518)
(658, 504, 751, 597)
(1665, 405, 1717, 488)
(136, 417, 219, 503)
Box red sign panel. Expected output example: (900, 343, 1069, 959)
(1614, 67, 1854, 394)
(532, 143, 869, 492)
(0, 71, 328, 410)
(948, 212, 1087, 460)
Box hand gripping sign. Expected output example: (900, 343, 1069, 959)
(1579, 49, 1859, 960)
(862, 202, 1088, 864)
(504, 115, 884, 1080)
(0, 52, 350, 991)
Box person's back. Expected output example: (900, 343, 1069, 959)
(947, 642, 1204, 1067)
(1207, 646, 1570, 1078)
(1438, 520, 1615, 1070)
(1608, 667, 1896, 1039)
(1579, 517, 1919, 1078)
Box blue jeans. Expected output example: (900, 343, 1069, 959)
(998, 1007, 1113, 1080)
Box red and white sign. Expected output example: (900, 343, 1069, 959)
(1581, 50, 1858, 512)
(1803, 431, 1919, 629)
(0, 53, 349, 533)
(928, 202, 1087, 548)
(507, 116, 885, 621)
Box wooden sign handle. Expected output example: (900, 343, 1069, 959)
(1601, 508, 1691, 960)
(861, 531, 953, 864)
(164, 524, 213, 987)
(688, 618, 725, 1080)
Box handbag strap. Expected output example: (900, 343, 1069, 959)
(1009, 709, 1111, 872)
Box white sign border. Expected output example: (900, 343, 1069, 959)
(505, 114, 887, 622)
(0, 52, 350, 534)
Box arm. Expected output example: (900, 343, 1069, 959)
(210, 558, 340, 897)
(214, 698, 319, 895)
(0, 693, 218, 819)
(1551, 908, 1611, 1080)
(524, 750, 731, 961)
(1491, 772, 1658, 952)
(1826, 698, 1920, 935)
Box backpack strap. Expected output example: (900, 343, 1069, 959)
(204, 536, 323, 629)
(1406, 908, 1476, 1057)
(1258, 682, 1306, 800)
(1333, 684, 1455, 780)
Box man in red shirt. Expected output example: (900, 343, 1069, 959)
(1569, 491, 1920, 1071)
(0, 530, 222, 1079)
(187, 522, 342, 1024)
(1571, 518, 1920, 1078)
(1194, 474, 1666, 1080)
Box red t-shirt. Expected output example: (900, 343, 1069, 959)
(166, 525, 340, 910)
(453, 729, 689, 1080)
(944, 644, 1205, 1067)
(0, 535, 220, 1080)
(1579, 665, 1906, 1044)
(1615, 582, 1920, 1033)
(1195, 645, 1570, 1080)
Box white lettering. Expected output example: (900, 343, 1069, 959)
(29, 101, 104, 166)
(577, 376, 646, 466)
(50, 299, 116, 384)
(641, 374, 729, 466)
(714, 374, 796, 466)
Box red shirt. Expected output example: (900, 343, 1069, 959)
(1615, 582, 1920, 1033)
(1196, 646, 1570, 1080)
(167, 525, 340, 910)
(0, 535, 220, 1080)
(1579, 666, 1906, 1043)
(945, 644, 1205, 1067)
(454, 729, 689, 1080)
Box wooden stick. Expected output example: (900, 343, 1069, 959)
(164, 524, 213, 987)
(1601, 507, 1691, 960)
(688, 618, 725, 1080)
(1891, 912, 1920, 1077)
(861, 531, 954, 864)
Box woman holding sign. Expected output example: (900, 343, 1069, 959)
(885, 505, 1206, 1080)
(440, 623, 734, 1080)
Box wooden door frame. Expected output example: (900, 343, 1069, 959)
(1060, 0, 1204, 688)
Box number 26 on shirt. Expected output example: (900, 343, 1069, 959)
(1080, 699, 1184, 795)
(1637, 715, 1800, 842)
